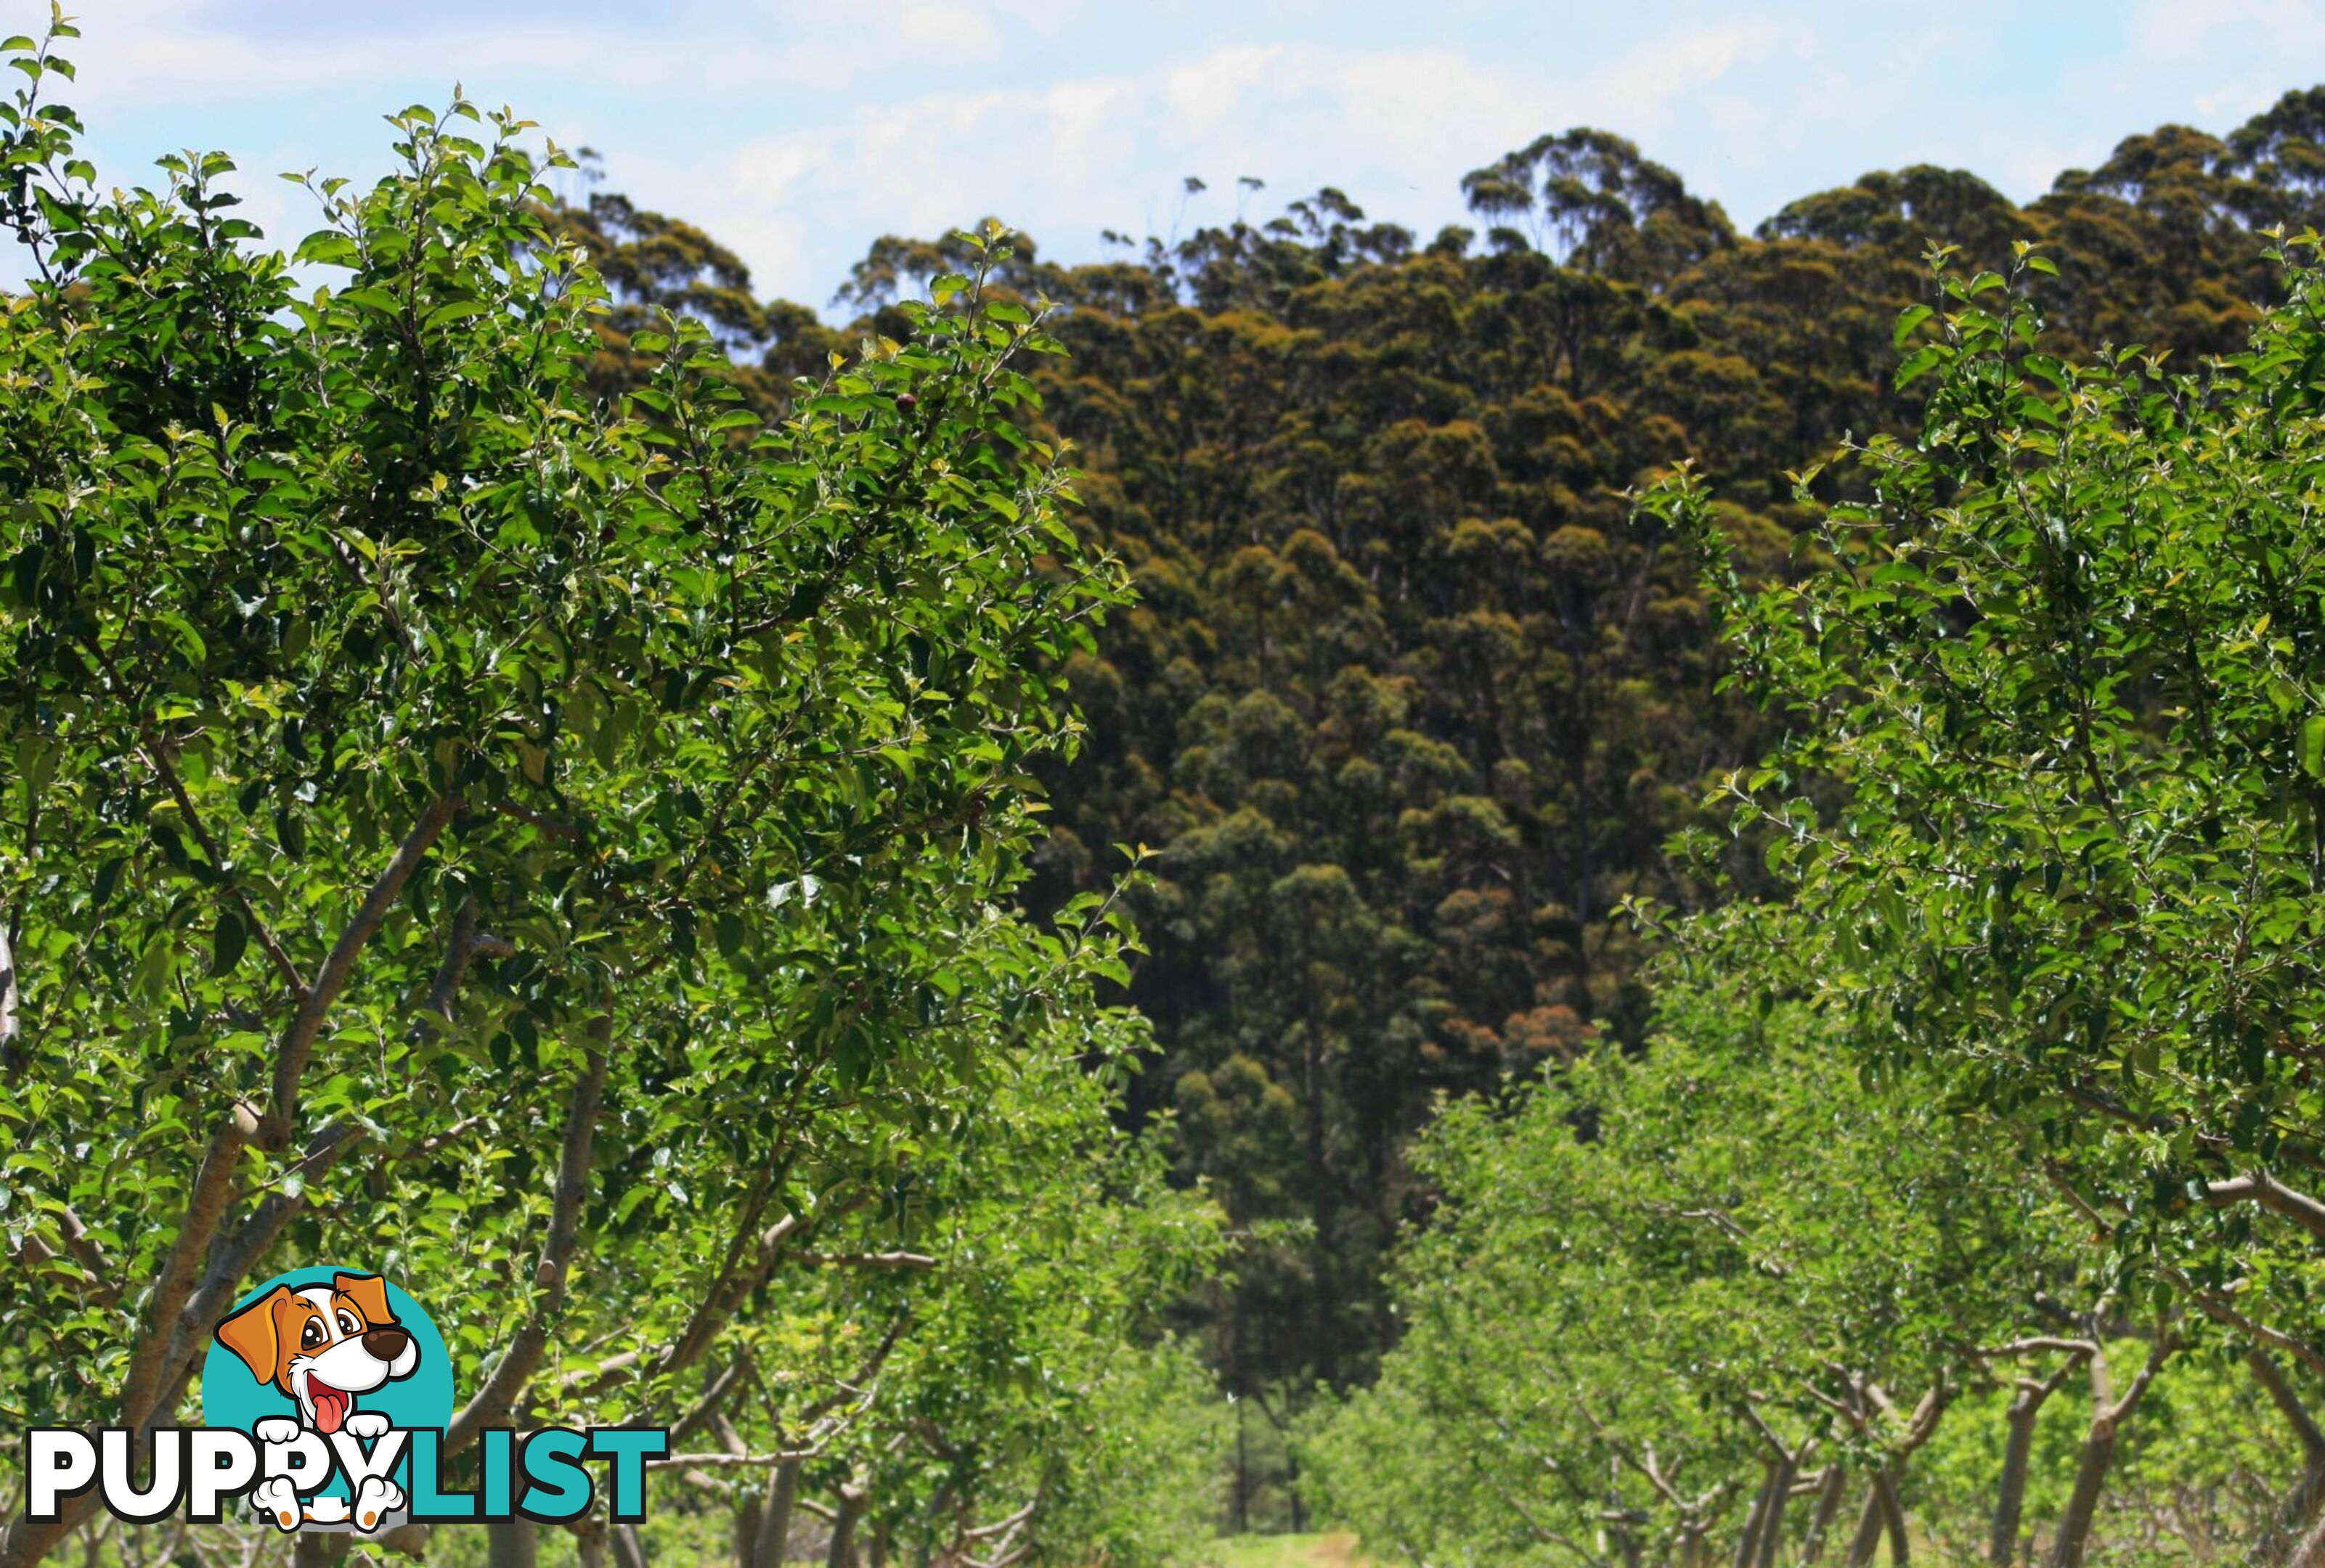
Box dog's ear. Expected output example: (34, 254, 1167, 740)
(333, 1273, 396, 1327)
(215, 1286, 291, 1383)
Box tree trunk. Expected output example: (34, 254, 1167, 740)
(1992, 1377, 2065, 1567)
(828, 1482, 867, 1568)
(1844, 1484, 1885, 1568)
(488, 1520, 538, 1568)
(754, 1461, 802, 1568)
(1801, 1468, 1847, 1564)
(1287, 1441, 1308, 1534)
(2048, 1420, 2114, 1568)
(577, 1524, 608, 1568)
(1232, 1382, 1250, 1535)
(1734, 1460, 1782, 1568)
(736, 1496, 765, 1568)
(2047, 1335, 2169, 1568)
(1754, 1455, 1799, 1568)
(293, 1534, 349, 1568)
(1874, 1468, 1908, 1567)
(614, 1524, 651, 1568)
(1302, 1021, 1339, 1389)
(2287, 1500, 2325, 1568)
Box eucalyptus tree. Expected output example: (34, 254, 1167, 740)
(0, 14, 1152, 1567)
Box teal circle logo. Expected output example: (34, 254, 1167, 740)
(200, 1267, 453, 1518)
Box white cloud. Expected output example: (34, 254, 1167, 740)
(894, 0, 1003, 56)
(1165, 45, 1281, 136)
(733, 135, 833, 205)
(1567, 20, 1789, 132)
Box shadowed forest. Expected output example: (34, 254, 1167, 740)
(13, 7, 2325, 1564)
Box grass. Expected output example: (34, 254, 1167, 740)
(1204, 1532, 1368, 1568)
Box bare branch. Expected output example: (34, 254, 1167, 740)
(2165, 1267, 2325, 1379)
(1739, 1404, 1799, 1463)
(660, 1450, 833, 1470)
(576, 1192, 876, 1402)
(2102, 1327, 2172, 1425)
(668, 1359, 751, 1447)
(789, 1249, 937, 1272)
(2202, 1171, 2325, 1244)
(118, 1108, 256, 1432)
(399, 1114, 486, 1162)
(961, 1499, 1040, 1542)
(2042, 1163, 2114, 1239)
(1974, 1338, 2101, 1360)
(418, 897, 479, 1031)
(267, 794, 460, 1146)
(152, 1121, 368, 1418)
(2247, 1347, 2325, 1465)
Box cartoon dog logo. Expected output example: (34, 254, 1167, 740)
(213, 1272, 419, 1530)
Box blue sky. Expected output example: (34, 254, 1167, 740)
(29, 1, 2325, 309)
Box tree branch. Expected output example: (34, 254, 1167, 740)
(444, 1004, 611, 1453)
(789, 1249, 937, 1272)
(1974, 1338, 2101, 1360)
(266, 794, 460, 1146)
(140, 740, 304, 998)
(2203, 1171, 2325, 1244)
(2102, 1327, 2172, 1426)
(576, 1192, 876, 1402)
(2247, 1347, 2325, 1466)
(116, 1106, 257, 1432)
(668, 1359, 752, 1447)
(2165, 1265, 2325, 1379)
(150, 1121, 369, 1422)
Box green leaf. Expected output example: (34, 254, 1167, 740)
(1893, 345, 1950, 388)
(211, 910, 248, 976)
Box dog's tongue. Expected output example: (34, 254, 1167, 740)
(310, 1382, 349, 1435)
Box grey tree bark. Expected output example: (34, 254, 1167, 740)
(753, 1461, 804, 1568)
(1733, 1461, 1783, 1568)
(828, 1481, 868, 1568)
(2047, 1334, 2170, 1568)
(1875, 1468, 1908, 1567)
(1844, 1485, 1885, 1568)
(1992, 1357, 2086, 1567)
(1753, 1455, 1800, 1568)
(487, 1521, 538, 1568)
(1801, 1468, 1847, 1565)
